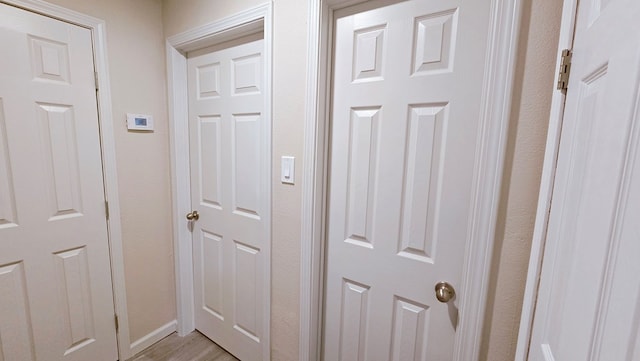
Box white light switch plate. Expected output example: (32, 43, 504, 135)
(281, 156, 295, 184)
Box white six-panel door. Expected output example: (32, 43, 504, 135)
(187, 37, 267, 361)
(527, 0, 640, 359)
(0, 3, 117, 361)
(323, 0, 492, 359)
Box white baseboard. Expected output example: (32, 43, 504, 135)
(128, 320, 178, 357)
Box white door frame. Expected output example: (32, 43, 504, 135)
(514, 0, 578, 359)
(166, 4, 273, 360)
(300, 0, 524, 359)
(0, 0, 131, 359)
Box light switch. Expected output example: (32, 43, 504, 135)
(281, 156, 295, 184)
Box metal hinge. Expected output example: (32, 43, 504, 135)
(557, 49, 572, 92)
(105, 201, 110, 220)
(94, 71, 99, 91)
(115, 315, 119, 332)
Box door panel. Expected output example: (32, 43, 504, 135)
(0, 3, 117, 361)
(323, 0, 491, 359)
(0, 100, 17, 229)
(188, 37, 266, 361)
(528, 0, 640, 359)
(0, 262, 35, 360)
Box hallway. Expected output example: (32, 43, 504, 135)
(130, 332, 238, 361)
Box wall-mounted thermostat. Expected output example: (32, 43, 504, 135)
(126, 113, 154, 131)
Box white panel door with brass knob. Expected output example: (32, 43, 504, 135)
(324, 0, 493, 359)
(187, 36, 268, 361)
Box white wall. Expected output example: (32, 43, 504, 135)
(43, 0, 177, 344)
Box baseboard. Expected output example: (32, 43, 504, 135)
(128, 320, 178, 357)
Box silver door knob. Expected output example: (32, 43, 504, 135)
(435, 281, 455, 303)
(186, 210, 199, 221)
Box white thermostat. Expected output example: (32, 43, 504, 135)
(127, 113, 154, 131)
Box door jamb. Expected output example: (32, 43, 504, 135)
(514, 0, 578, 359)
(166, 4, 273, 361)
(0, 0, 131, 359)
(300, 0, 524, 359)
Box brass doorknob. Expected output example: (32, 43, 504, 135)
(186, 210, 200, 221)
(435, 281, 455, 303)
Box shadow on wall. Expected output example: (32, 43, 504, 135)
(479, 0, 563, 360)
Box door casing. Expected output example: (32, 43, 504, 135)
(300, 0, 524, 360)
(0, 0, 130, 359)
(514, 0, 579, 359)
(166, 4, 273, 361)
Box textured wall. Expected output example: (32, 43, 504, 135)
(44, 0, 177, 343)
(480, 0, 563, 359)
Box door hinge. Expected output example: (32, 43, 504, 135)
(557, 49, 572, 92)
(94, 71, 99, 91)
(115, 314, 119, 332)
(105, 201, 110, 220)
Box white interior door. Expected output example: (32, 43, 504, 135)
(0, 4, 117, 361)
(527, 0, 640, 359)
(323, 0, 493, 359)
(187, 36, 268, 361)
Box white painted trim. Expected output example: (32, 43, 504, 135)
(514, 1, 578, 359)
(129, 320, 177, 356)
(453, 1, 523, 358)
(300, 1, 326, 359)
(166, 42, 194, 337)
(0, 0, 131, 359)
(166, 4, 273, 360)
(300, 0, 524, 360)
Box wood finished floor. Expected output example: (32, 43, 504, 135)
(129, 331, 239, 361)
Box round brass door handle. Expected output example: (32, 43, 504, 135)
(435, 281, 455, 303)
(186, 210, 200, 221)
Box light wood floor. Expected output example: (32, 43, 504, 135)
(129, 331, 239, 361)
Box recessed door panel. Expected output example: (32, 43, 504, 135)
(0, 262, 36, 361)
(36, 103, 83, 220)
(29, 36, 70, 83)
(232, 54, 261, 95)
(398, 104, 448, 263)
(197, 63, 221, 99)
(199, 116, 223, 209)
(412, 9, 458, 75)
(232, 113, 261, 219)
(390, 297, 429, 361)
(345, 107, 380, 247)
(339, 279, 370, 361)
(233, 241, 260, 342)
(54, 247, 96, 355)
(0, 99, 17, 229)
(202, 230, 224, 319)
(353, 26, 386, 82)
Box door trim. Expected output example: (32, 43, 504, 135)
(514, 0, 578, 359)
(0, 0, 131, 359)
(166, 4, 273, 360)
(300, 0, 524, 359)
